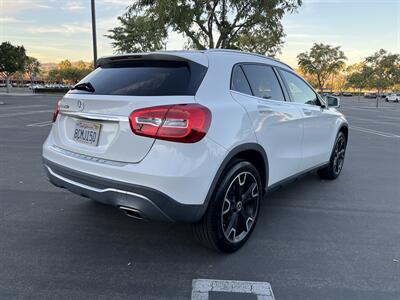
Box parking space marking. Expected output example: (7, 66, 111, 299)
(346, 115, 400, 127)
(350, 125, 400, 138)
(342, 106, 399, 111)
(0, 104, 47, 110)
(0, 110, 52, 118)
(26, 121, 53, 127)
(0, 92, 38, 96)
(380, 115, 400, 121)
(192, 279, 275, 300)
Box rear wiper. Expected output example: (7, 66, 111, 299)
(72, 82, 95, 93)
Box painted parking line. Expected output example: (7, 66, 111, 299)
(346, 115, 400, 127)
(0, 110, 52, 118)
(0, 104, 47, 110)
(350, 125, 400, 138)
(192, 279, 275, 300)
(380, 115, 400, 121)
(342, 106, 399, 111)
(0, 92, 36, 96)
(26, 120, 53, 127)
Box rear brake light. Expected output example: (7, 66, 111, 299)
(52, 101, 60, 122)
(129, 104, 211, 143)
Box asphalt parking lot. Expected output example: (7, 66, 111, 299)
(0, 94, 399, 300)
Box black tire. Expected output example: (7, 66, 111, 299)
(317, 131, 347, 180)
(193, 160, 262, 253)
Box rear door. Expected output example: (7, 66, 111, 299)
(53, 55, 208, 163)
(230, 63, 304, 186)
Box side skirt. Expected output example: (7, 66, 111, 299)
(265, 162, 329, 195)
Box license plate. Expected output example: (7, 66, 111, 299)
(73, 120, 101, 146)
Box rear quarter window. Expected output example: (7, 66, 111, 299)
(231, 65, 252, 95)
(69, 60, 207, 96)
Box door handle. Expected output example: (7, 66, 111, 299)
(302, 109, 312, 116)
(257, 104, 274, 114)
(259, 109, 274, 114)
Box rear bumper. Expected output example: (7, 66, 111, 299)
(43, 158, 205, 222)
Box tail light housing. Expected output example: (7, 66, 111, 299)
(52, 101, 60, 122)
(129, 104, 211, 143)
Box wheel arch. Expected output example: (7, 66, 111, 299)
(196, 143, 269, 220)
(338, 124, 349, 141)
(326, 123, 349, 161)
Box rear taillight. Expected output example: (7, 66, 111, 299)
(52, 101, 60, 122)
(129, 104, 211, 143)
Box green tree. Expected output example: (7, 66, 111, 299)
(60, 67, 91, 83)
(13, 71, 25, 87)
(47, 62, 92, 84)
(346, 63, 371, 101)
(76, 60, 87, 70)
(107, 0, 302, 55)
(297, 43, 347, 92)
(107, 15, 168, 53)
(25, 56, 41, 84)
(0, 42, 27, 92)
(363, 49, 400, 107)
(48, 69, 62, 83)
(58, 59, 72, 69)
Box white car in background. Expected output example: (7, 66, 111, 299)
(385, 93, 400, 102)
(43, 50, 348, 253)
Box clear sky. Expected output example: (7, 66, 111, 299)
(0, 0, 399, 67)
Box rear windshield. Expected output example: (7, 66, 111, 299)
(69, 60, 207, 96)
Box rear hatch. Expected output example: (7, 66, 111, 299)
(52, 52, 208, 163)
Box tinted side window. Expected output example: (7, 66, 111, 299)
(231, 66, 252, 95)
(280, 70, 319, 105)
(241, 64, 285, 101)
(69, 60, 207, 96)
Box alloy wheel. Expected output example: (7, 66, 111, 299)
(221, 171, 260, 243)
(333, 136, 346, 175)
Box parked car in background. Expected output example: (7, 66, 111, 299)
(376, 93, 386, 98)
(332, 92, 341, 96)
(342, 92, 353, 97)
(30, 84, 44, 89)
(364, 93, 377, 98)
(0, 83, 12, 88)
(386, 93, 400, 102)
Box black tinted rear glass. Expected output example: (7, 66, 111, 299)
(231, 66, 252, 95)
(69, 60, 207, 96)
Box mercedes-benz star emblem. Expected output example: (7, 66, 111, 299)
(77, 100, 84, 111)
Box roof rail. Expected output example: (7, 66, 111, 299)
(205, 49, 293, 70)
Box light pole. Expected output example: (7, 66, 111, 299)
(91, 0, 98, 68)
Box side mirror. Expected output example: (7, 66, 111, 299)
(324, 95, 340, 108)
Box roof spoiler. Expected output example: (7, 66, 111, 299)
(96, 52, 208, 68)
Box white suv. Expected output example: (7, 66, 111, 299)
(385, 93, 400, 102)
(43, 50, 348, 253)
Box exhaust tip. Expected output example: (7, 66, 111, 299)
(119, 206, 144, 220)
